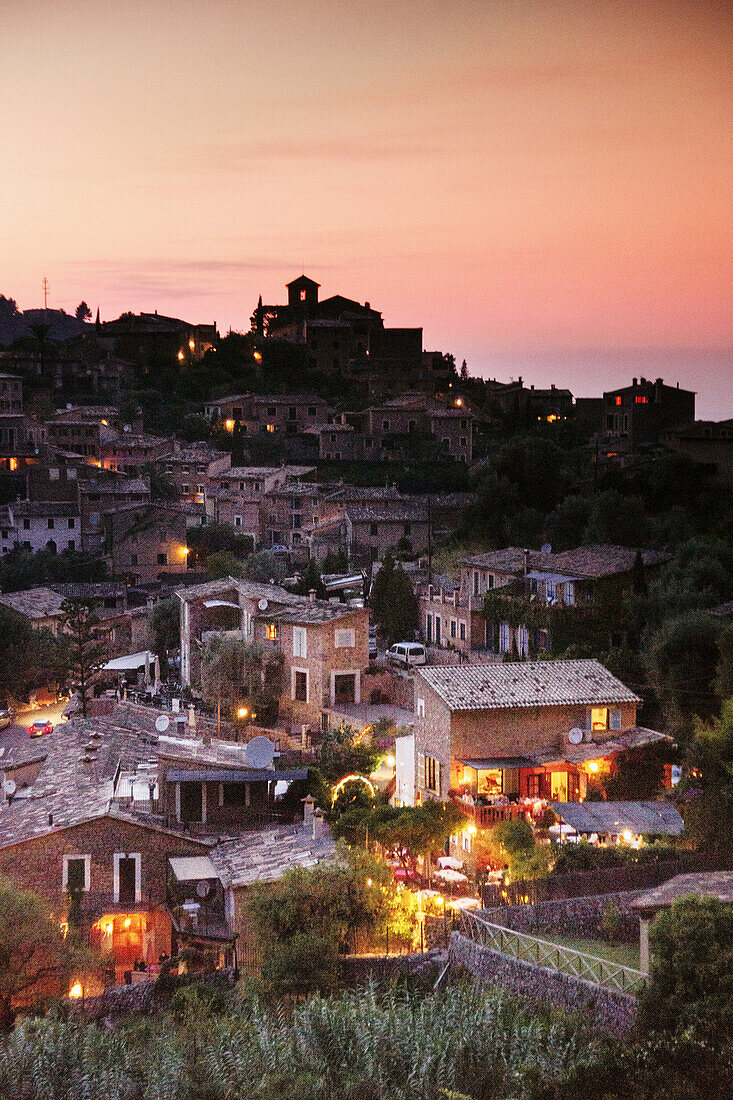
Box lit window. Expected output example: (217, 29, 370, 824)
(300, 289, 307, 301)
(635, 395, 648, 404)
(615, 396, 622, 406)
(266, 424, 276, 433)
(591, 707, 608, 731)
(265, 624, 277, 641)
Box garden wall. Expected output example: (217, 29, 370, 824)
(482, 891, 643, 943)
(340, 949, 446, 987)
(449, 932, 636, 1038)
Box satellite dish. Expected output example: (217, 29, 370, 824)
(258, 598, 269, 611)
(196, 880, 211, 898)
(245, 736, 275, 769)
(568, 727, 584, 745)
(541, 543, 552, 555)
(155, 714, 170, 732)
(3, 779, 16, 797)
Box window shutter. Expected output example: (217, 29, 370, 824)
(438, 762, 443, 797)
(417, 752, 425, 791)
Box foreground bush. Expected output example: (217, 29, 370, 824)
(0, 984, 599, 1100)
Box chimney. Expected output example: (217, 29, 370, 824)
(48, 813, 54, 827)
(309, 588, 316, 602)
(523, 548, 531, 576)
(302, 794, 315, 830)
(632, 378, 637, 387)
(365, 301, 370, 309)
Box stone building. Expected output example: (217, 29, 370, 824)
(178, 576, 370, 727)
(405, 659, 667, 850)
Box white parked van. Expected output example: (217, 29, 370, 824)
(386, 642, 426, 667)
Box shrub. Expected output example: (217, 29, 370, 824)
(260, 932, 340, 998)
(636, 893, 733, 1043)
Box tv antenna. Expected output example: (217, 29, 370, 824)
(42, 277, 50, 310)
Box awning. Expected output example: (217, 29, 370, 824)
(458, 757, 533, 770)
(103, 650, 156, 671)
(169, 856, 219, 882)
(550, 801, 684, 836)
(165, 768, 308, 783)
(525, 571, 581, 583)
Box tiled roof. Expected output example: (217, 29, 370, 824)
(347, 505, 427, 523)
(269, 602, 365, 625)
(11, 501, 79, 517)
(210, 823, 336, 889)
(459, 544, 669, 579)
(550, 800, 683, 836)
(50, 582, 127, 599)
(79, 477, 149, 494)
(631, 871, 733, 912)
(0, 587, 66, 619)
(548, 545, 669, 578)
(459, 548, 551, 573)
(416, 659, 640, 711)
(175, 576, 304, 606)
(323, 485, 402, 502)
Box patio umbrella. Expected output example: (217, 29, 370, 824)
(434, 868, 469, 883)
(437, 856, 464, 870)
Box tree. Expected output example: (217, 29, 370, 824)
(260, 931, 339, 998)
(679, 698, 733, 858)
(645, 612, 723, 743)
(200, 636, 245, 715)
(0, 609, 67, 705)
(146, 598, 179, 680)
(74, 301, 92, 323)
(60, 599, 108, 718)
(370, 554, 419, 644)
(243, 550, 287, 584)
(0, 879, 70, 1030)
(204, 551, 245, 580)
(636, 894, 733, 1043)
(293, 558, 325, 599)
(602, 744, 669, 801)
(0, 294, 19, 322)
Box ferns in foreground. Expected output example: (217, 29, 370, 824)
(0, 985, 600, 1100)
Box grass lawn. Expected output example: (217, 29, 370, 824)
(539, 933, 641, 972)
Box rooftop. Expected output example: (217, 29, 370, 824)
(460, 544, 669, 579)
(550, 800, 684, 836)
(631, 871, 733, 914)
(10, 500, 79, 518)
(0, 586, 66, 619)
(210, 822, 336, 889)
(416, 659, 640, 711)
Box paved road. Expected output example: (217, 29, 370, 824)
(0, 701, 68, 763)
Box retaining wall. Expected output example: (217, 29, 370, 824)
(449, 932, 637, 1038)
(482, 891, 643, 942)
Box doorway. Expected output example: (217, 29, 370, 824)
(180, 783, 203, 824)
(118, 857, 137, 905)
(333, 674, 356, 705)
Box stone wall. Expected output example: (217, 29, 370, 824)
(482, 891, 643, 943)
(449, 932, 636, 1039)
(340, 948, 446, 988)
(362, 669, 415, 710)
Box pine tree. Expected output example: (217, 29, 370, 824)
(60, 600, 108, 718)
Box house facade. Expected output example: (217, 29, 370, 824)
(178, 577, 370, 727)
(408, 659, 667, 847)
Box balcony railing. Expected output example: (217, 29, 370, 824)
(451, 796, 530, 830)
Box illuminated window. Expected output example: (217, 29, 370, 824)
(265, 624, 277, 641)
(425, 755, 440, 793)
(635, 395, 648, 404)
(591, 707, 608, 731)
(266, 424, 276, 433)
(615, 396, 622, 406)
(300, 289, 307, 301)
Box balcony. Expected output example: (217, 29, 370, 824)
(451, 795, 530, 830)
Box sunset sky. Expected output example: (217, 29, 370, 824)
(1, 0, 731, 415)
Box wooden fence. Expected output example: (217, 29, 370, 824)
(458, 909, 644, 995)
